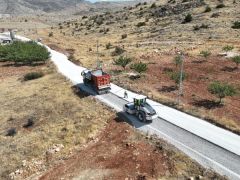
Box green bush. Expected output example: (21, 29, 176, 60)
(222, 45, 234, 52)
(208, 81, 236, 103)
(23, 72, 44, 81)
(0, 41, 50, 65)
(183, 13, 192, 23)
(112, 46, 125, 56)
(121, 34, 128, 39)
(114, 56, 132, 69)
(150, 3, 157, 8)
(231, 56, 240, 69)
(173, 55, 182, 67)
(48, 32, 53, 37)
(204, 5, 212, 12)
(106, 42, 112, 49)
(170, 72, 186, 85)
(131, 62, 148, 74)
(216, 4, 225, 8)
(6, 128, 17, 136)
(136, 22, 146, 27)
(232, 21, 240, 29)
(200, 50, 211, 59)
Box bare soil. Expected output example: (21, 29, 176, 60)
(39, 119, 224, 180)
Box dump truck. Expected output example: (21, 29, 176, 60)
(81, 69, 111, 94)
(123, 95, 158, 122)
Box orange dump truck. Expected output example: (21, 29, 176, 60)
(81, 69, 111, 94)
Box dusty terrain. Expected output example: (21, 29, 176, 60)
(39, 118, 224, 180)
(0, 62, 114, 179)
(23, 0, 240, 133)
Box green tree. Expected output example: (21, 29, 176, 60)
(183, 13, 192, 23)
(114, 56, 132, 70)
(173, 55, 182, 68)
(232, 21, 240, 29)
(208, 81, 236, 104)
(232, 56, 240, 69)
(222, 45, 234, 52)
(204, 5, 212, 12)
(0, 41, 50, 65)
(131, 62, 148, 74)
(200, 50, 211, 59)
(170, 72, 186, 86)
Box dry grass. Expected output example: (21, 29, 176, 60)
(0, 63, 114, 179)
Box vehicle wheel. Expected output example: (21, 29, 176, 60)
(138, 112, 146, 123)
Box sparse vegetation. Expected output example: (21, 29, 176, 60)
(121, 34, 128, 39)
(136, 22, 146, 27)
(222, 45, 234, 52)
(170, 72, 186, 86)
(183, 13, 192, 23)
(173, 55, 182, 68)
(131, 62, 148, 74)
(112, 46, 125, 56)
(208, 81, 236, 104)
(200, 50, 211, 59)
(48, 32, 53, 37)
(150, 3, 157, 8)
(231, 56, 240, 69)
(106, 42, 112, 49)
(232, 21, 240, 29)
(24, 72, 44, 81)
(114, 56, 132, 70)
(204, 5, 212, 12)
(216, 4, 225, 8)
(6, 128, 17, 136)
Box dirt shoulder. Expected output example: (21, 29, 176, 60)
(39, 119, 224, 180)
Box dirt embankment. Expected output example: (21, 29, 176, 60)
(39, 119, 224, 180)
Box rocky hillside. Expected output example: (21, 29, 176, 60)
(0, 0, 146, 15)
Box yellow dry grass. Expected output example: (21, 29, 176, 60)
(0, 64, 114, 178)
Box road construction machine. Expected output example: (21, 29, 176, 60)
(123, 95, 158, 122)
(81, 69, 111, 94)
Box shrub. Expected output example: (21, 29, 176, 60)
(151, 3, 157, 8)
(131, 62, 148, 74)
(170, 72, 186, 85)
(24, 72, 44, 81)
(0, 41, 50, 64)
(222, 45, 234, 52)
(106, 42, 112, 49)
(183, 13, 192, 23)
(204, 5, 212, 12)
(208, 81, 236, 103)
(173, 55, 182, 67)
(48, 32, 53, 37)
(193, 25, 200, 31)
(232, 21, 240, 29)
(112, 46, 125, 56)
(200, 24, 209, 29)
(6, 128, 17, 136)
(136, 22, 146, 27)
(23, 118, 35, 128)
(231, 56, 240, 69)
(211, 13, 220, 18)
(216, 4, 225, 8)
(200, 50, 211, 59)
(121, 34, 127, 39)
(114, 56, 132, 69)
